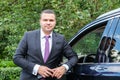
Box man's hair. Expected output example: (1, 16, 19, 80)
(41, 9, 55, 14)
(40, 9, 56, 18)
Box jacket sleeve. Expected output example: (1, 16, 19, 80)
(13, 32, 35, 74)
(62, 36, 78, 69)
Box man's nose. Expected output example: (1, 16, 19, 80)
(47, 20, 50, 24)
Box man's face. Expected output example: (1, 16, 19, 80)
(40, 13, 56, 34)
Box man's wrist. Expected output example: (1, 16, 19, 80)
(62, 64, 69, 71)
(32, 64, 40, 75)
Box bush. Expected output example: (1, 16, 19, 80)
(0, 60, 17, 67)
(0, 67, 21, 80)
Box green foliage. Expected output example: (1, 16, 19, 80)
(0, 67, 21, 80)
(79, 33, 100, 54)
(73, 32, 101, 55)
(0, 0, 120, 60)
(0, 0, 120, 79)
(0, 60, 17, 67)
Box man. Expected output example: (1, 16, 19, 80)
(13, 9, 78, 80)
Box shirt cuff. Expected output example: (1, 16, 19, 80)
(32, 64, 40, 75)
(62, 64, 69, 71)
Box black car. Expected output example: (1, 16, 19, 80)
(66, 8, 120, 80)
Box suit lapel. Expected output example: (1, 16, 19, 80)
(36, 30, 44, 63)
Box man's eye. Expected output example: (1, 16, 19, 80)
(50, 19, 54, 22)
(43, 19, 47, 21)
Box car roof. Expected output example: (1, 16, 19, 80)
(97, 8, 120, 19)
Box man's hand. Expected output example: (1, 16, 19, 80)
(38, 66, 53, 78)
(52, 66, 66, 79)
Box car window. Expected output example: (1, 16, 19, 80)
(107, 18, 120, 62)
(72, 26, 104, 63)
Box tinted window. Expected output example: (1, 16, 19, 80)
(108, 18, 120, 62)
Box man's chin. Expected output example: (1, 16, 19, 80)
(46, 30, 52, 33)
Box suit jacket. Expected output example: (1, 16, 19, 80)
(13, 29, 78, 80)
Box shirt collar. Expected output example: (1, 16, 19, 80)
(40, 29, 52, 39)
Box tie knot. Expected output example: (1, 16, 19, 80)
(45, 35, 50, 40)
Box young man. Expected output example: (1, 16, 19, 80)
(13, 9, 78, 80)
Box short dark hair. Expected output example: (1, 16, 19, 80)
(41, 9, 55, 14)
(40, 9, 56, 18)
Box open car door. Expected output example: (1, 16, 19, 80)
(67, 8, 120, 80)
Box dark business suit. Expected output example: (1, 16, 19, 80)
(13, 29, 78, 80)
